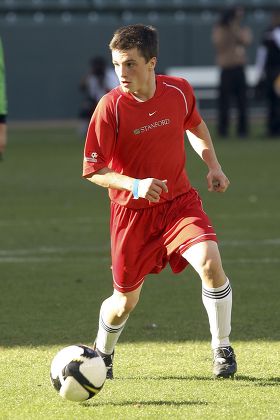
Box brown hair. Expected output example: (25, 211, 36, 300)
(109, 24, 159, 62)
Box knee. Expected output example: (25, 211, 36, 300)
(114, 293, 139, 318)
(200, 257, 224, 284)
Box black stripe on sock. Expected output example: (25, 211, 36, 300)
(202, 283, 232, 300)
(100, 317, 124, 334)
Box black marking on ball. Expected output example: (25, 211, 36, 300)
(65, 360, 104, 399)
(78, 345, 99, 359)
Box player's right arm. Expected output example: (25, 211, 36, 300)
(83, 93, 168, 202)
(86, 167, 168, 203)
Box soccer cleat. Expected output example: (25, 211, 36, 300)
(213, 346, 237, 379)
(94, 345, 114, 380)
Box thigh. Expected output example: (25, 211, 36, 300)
(164, 189, 217, 256)
(110, 202, 168, 293)
(162, 190, 218, 275)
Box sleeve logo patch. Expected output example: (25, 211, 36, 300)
(84, 152, 98, 163)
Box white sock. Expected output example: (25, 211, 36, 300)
(95, 303, 128, 355)
(202, 278, 232, 349)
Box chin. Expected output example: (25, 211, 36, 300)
(121, 83, 135, 93)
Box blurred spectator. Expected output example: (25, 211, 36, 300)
(0, 36, 7, 160)
(212, 6, 252, 138)
(255, 10, 280, 137)
(78, 56, 118, 136)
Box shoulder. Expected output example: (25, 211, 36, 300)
(158, 74, 194, 94)
(96, 86, 124, 113)
(157, 75, 196, 115)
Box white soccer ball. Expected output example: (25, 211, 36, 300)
(50, 344, 107, 402)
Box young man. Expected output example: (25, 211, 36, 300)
(83, 24, 237, 379)
(0, 36, 7, 160)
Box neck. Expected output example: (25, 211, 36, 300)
(131, 74, 156, 101)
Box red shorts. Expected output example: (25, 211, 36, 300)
(110, 188, 217, 293)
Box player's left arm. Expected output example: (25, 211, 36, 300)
(187, 120, 230, 193)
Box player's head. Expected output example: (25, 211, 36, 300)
(110, 24, 158, 96)
(109, 24, 159, 63)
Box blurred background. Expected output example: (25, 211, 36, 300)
(0, 0, 278, 122)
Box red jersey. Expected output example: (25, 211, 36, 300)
(83, 74, 202, 209)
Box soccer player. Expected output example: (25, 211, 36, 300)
(0, 36, 7, 160)
(82, 24, 237, 379)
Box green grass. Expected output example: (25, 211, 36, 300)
(0, 123, 280, 419)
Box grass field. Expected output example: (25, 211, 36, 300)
(0, 122, 280, 419)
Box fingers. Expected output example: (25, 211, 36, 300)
(159, 179, 168, 193)
(147, 180, 167, 202)
(138, 178, 168, 202)
(208, 178, 230, 193)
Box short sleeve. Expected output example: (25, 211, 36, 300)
(83, 95, 117, 177)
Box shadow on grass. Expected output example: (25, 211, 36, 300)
(115, 375, 280, 386)
(83, 400, 208, 408)
(119, 375, 211, 381)
(235, 375, 280, 386)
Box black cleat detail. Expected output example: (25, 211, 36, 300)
(94, 345, 114, 380)
(213, 346, 237, 379)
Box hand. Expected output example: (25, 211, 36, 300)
(138, 178, 168, 202)
(207, 169, 230, 193)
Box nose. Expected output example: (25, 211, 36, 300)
(119, 64, 127, 78)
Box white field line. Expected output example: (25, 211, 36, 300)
(223, 258, 280, 264)
(0, 257, 279, 264)
(220, 238, 280, 246)
(0, 216, 103, 227)
(0, 240, 279, 264)
(2, 238, 277, 257)
(217, 213, 280, 219)
(0, 244, 109, 256)
(0, 257, 65, 263)
(0, 238, 278, 257)
(0, 212, 279, 228)
(0, 256, 110, 263)
(0, 244, 110, 263)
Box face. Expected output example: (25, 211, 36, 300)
(112, 48, 157, 98)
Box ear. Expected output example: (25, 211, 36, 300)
(149, 57, 157, 70)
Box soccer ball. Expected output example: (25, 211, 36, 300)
(50, 344, 107, 402)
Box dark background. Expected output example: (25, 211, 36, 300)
(0, 0, 276, 120)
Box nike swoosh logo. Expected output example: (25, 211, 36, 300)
(149, 111, 156, 116)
